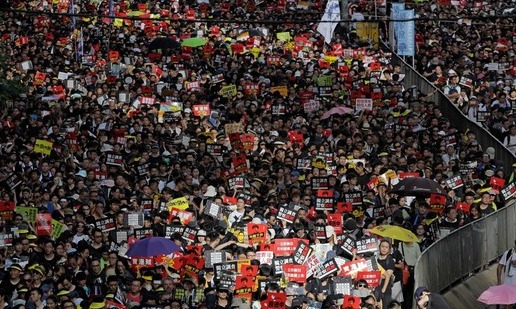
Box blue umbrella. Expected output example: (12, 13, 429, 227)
(126, 237, 181, 257)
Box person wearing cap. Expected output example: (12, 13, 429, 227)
(0, 263, 23, 295)
(414, 286, 450, 309)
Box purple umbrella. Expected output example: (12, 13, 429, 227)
(321, 106, 354, 119)
(126, 237, 181, 257)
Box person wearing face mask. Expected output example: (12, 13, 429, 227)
(313, 214, 336, 246)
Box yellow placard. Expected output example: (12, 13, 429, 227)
(51, 219, 66, 239)
(270, 86, 288, 97)
(249, 47, 261, 59)
(167, 197, 189, 210)
(276, 32, 292, 42)
(34, 139, 53, 155)
(219, 84, 237, 98)
(324, 55, 338, 63)
(113, 18, 124, 27)
(356, 22, 379, 50)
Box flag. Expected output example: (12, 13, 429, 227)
(317, 0, 341, 44)
(76, 27, 84, 62)
(69, 0, 76, 29)
(109, 0, 115, 21)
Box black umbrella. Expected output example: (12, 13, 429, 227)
(148, 37, 181, 51)
(390, 177, 446, 196)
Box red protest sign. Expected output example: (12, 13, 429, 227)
(0, 201, 15, 220)
(356, 271, 382, 288)
(232, 154, 248, 174)
(339, 258, 370, 278)
(282, 264, 307, 283)
(343, 295, 361, 308)
(228, 133, 243, 151)
(456, 202, 471, 214)
(259, 243, 275, 252)
(36, 213, 52, 236)
(327, 213, 343, 235)
(183, 254, 205, 280)
(130, 257, 155, 272)
(247, 223, 267, 245)
(287, 131, 304, 147)
(222, 196, 237, 205)
(261, 292, 286, 309)
(240, 134, 255, 152)
(192, 104, 211, 117)
(231, 43, 244, 54)
(429, 194, 446, 214)
(398, 172, 420, 179)
(108, 50, 119, 62)
(490, 177, 505, 192)
(241, 264, 259, 277)
(34, 71, 46, 85)
(274, 238, 307, 256)
(336, 202, 353, 213)
(235, 276, 254, 294)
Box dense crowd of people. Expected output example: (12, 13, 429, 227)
(0, 0, 514, 309)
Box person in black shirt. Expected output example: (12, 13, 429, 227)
(377, 239, 395, 307)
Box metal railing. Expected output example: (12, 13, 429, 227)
(388, 52, 516, 304)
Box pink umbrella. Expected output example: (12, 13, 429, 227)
(321, 106, 354, 119)
(478, 284, 516, 305)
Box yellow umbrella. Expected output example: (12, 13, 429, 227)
(370, 225, 420, 243)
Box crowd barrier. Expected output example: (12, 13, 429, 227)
(388, 53, 516, 307)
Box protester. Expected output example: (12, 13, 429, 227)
(0, 0, 514, 309)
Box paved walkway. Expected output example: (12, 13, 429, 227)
(443, 264, 498, 309)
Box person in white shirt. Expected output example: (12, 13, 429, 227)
(498, 241, 516, 285)
(228, 197, 246, 228)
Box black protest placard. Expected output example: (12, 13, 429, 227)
(237, 192, 253, 207)
(133, 228, 153, 239)
(207, 144, 223, 156)
(343, 192, 363, 206)
(218, 270, 236, 290)
(340, 234, 357, 256)
(293, 241, 312, 264)
(124, 213, 144, 227)
(140, 198, 153, 211)
(4, 173, 22, 190)
(214, 261, 238, 279)
(272, 256, 295, 276)
(445, 175, 463, 190)
(314, 225, 328, 241)
(228, 176, 247, 190)
(502, 182, 516, 200)
(356, 236, 378, 254)
(182, 226, 197, 242)
(333, 277, 353, 296)
(106, 153, 123, 166)
(94, 217, 115, 232)
(316, 258, 339, 280)
(203, 200, 222, 219)
(277, 204, 297, 224)
(165, 224, 185, 237)
(297, 158, 312, 170)
(110, 229, 130, 244)
(204, 250, 226, 268)
(311, 177, 329, 190)
(315, 197, 334, 211)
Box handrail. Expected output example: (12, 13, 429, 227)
(386, 50, 516, 307)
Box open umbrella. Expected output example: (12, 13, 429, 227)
(181, 37, 207, 48)
(237, 29, 265, 41)
(390, 177, 446, 197)
(370, 225, 420, 243)
(126, 237, 181, 257)
(321, 106, 353, 119)
(478, 284, 516, 305)
(149, 37, 181, 51)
